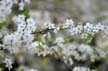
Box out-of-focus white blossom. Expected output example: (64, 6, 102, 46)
(3, 58, 13, 71)
(73, 66, 94, 71)
(17, 65, 38, 71)
(19, 2, 24, 11)
(28, 42, 39, 55)
(0, 0, 30, 22)
(30, 69, 38, 71)
(55, 37, 64, 44)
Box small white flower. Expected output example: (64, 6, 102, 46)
(44, 22, 55, 29)
(63, 19, 74, 28)
(26, 18, 36, 32)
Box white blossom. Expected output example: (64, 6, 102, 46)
(19, 2, 25, 11)
(63, 19, 74, 28)
(3, 14, 36, 53)
(28, 42, 39, 55)
(44, 22, 55, 29)
(73, 66, 94, 71)
(30, 69, 38, 71)
(55, 36, 64, 44)
(3, 58, 13, 71)
(0, 0, 30, 22)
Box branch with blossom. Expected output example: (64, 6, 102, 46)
(0, 0, 108, 71)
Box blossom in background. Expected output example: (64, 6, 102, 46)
(73, 66, 94, 71)
(30, 69, 38, 71)
(0, 0, 30, 22)
(3, 58, 13, 71)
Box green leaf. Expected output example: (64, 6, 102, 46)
(23, 9, 30, 19)
(35, 33, 42, 41)
(94, 68, 100, 71)
(20, 68, 24, 71)
(63, 38, 74, 44)
(60, 28, 68, 33)
(40, 57, 50, 69)
(0, 22, 7, 29)
(37, 44, 44, 52)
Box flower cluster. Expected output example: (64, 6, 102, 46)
(61, 44, 106, 64)
(0, 0, 108, 71)
(32, 41, 106, 66)
(3, 14, 36, 53)
(41, 19, 108, 42)
(1, 17, 107, 70)
(64, 20, 108, 40)
(0, 0, 30, 22)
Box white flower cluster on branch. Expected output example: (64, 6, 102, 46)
(0, 17, 108, 71)
(61, 44, 106, 64)
(3, 14, 36, 53)
(0, 0, 108, 70)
